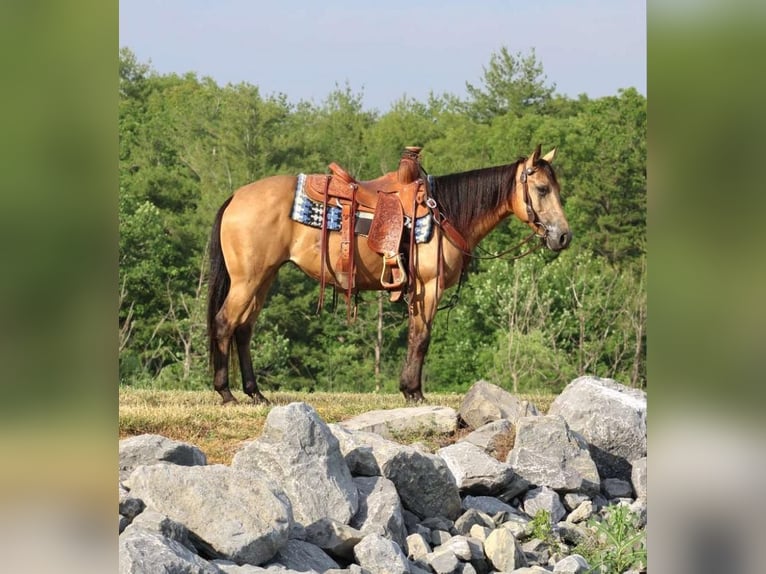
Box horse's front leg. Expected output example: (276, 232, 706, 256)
(399, 280, 439, 402)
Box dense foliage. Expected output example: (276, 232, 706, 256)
(118, 46, 646, 394)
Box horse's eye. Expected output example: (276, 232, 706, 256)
(537, 185, 550, 196)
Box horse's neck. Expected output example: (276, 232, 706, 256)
(463, 176, 523, 248)
(464, 206, 513, 248)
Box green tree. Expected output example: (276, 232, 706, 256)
(564, 88, 647, 262)
(464, 47, 555, 122)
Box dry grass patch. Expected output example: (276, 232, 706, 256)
(119, 388, 553, 465)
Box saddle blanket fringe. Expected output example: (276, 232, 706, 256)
(291, 173, 433, 243)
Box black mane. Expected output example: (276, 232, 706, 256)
(430, 159, 523, 234)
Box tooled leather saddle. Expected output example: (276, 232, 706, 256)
(303, 147, 429, 311)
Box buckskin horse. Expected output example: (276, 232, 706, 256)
(207, 145, 571, 404)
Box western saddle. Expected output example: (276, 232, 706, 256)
(303, 147, 430, 311)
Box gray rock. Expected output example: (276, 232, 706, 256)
(330, 425, 382, 476)
(212, 560, 273, 573)
(327, 567, 366, 574)
(496, 473, 533, 503)
(564, 501, 594, 524)
(385, 448, 461, 520)
(353, 533, 411, 574)
(510, 568, 551, 574)
(119, 525, 224, 574)
(483, 527, 527, 571)
(454, 508, 495, 536)
(602, 477, 634, 499)
(125, 464, 291, 566)
(350, 476, 407, 548)
(548, 376, 646, 480)
(552, 553, 589, 573)
(340, 406, 458, 440)
(304, 518, 363, 562)
(523, 487, 566, 524)
(562, 493, 590, 512)
(420, 516, 454, 532)
(458, 381, 540, 429)
(120, 514, 130, 534)
(437, 535, 477, 561)
(468, 524, 492, 541)
(266, 539, 339, 572)
(431, 529, 452, 546)
(405, 532, 431, 561)
(461, 496, 527, 521)
(119, 433, 207, 482)
(331, 425, 461, 520)
(555, 522, 589, 546)
(119, 487, 146, 520)
(458, 419, 515, 459)
(507, 415, 600, 496)
(438, 442, 516, 495)
(629, 497, 648, 529)
(424, 546, 461, 574)
(130, 509, 191, 547)
(631, 456, 647, 499)
(232, 402, 358, 527)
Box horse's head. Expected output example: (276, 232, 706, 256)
(513, 144, 572, 252)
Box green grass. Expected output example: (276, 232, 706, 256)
(119, 388, 555, 464)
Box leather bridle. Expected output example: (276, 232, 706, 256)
(519, 165, 549, 241)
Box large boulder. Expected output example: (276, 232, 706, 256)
(330, 425, 462, 520)
(124, 464, 291, 566)
(232, 402, 358, 527)
(458, 381, 539, 429)
(265, 539, 339, 572)
(548, 377, 646, 480)
(119, 524, 224, 574)
(506, 415, 600, 496)
(340, 406, 458, 440)
(458, 419, 515, 459)
(483, 527, 527, 571)
(119, 434, 207, 482)
(350, 476, 408, 548)
(437, 441, 515, 495)
(353, 533, 411, 574)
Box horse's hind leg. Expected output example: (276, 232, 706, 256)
(234, 323, 268, 405)
(212, 280, 259, 405)
(212, 315, 237, 405)
(232, 273, 277, 405)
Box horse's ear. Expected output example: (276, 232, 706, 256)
(529, 144, 542, 165)
(542, 147, 557, 163)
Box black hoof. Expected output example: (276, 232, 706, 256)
(249, 393, 270, 406)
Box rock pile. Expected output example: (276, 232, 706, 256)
(119, 376, 647, 573)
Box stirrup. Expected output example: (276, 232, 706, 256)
(380, 253, 407, 289)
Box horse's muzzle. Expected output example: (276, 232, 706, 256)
(545, 228, 572, 251)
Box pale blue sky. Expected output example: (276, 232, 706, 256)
(119, 0, 646, 111)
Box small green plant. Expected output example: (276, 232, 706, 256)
(528, 509, 557, 546)
(575, 503, 646, 573)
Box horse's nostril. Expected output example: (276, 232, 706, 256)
(560, 231, 571, 248)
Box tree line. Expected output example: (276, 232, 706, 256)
(119, 46, 646, 395)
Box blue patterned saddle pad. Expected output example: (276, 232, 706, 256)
(290, 173, 433, 243)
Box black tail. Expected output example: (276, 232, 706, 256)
(207, 196, 233, 366)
